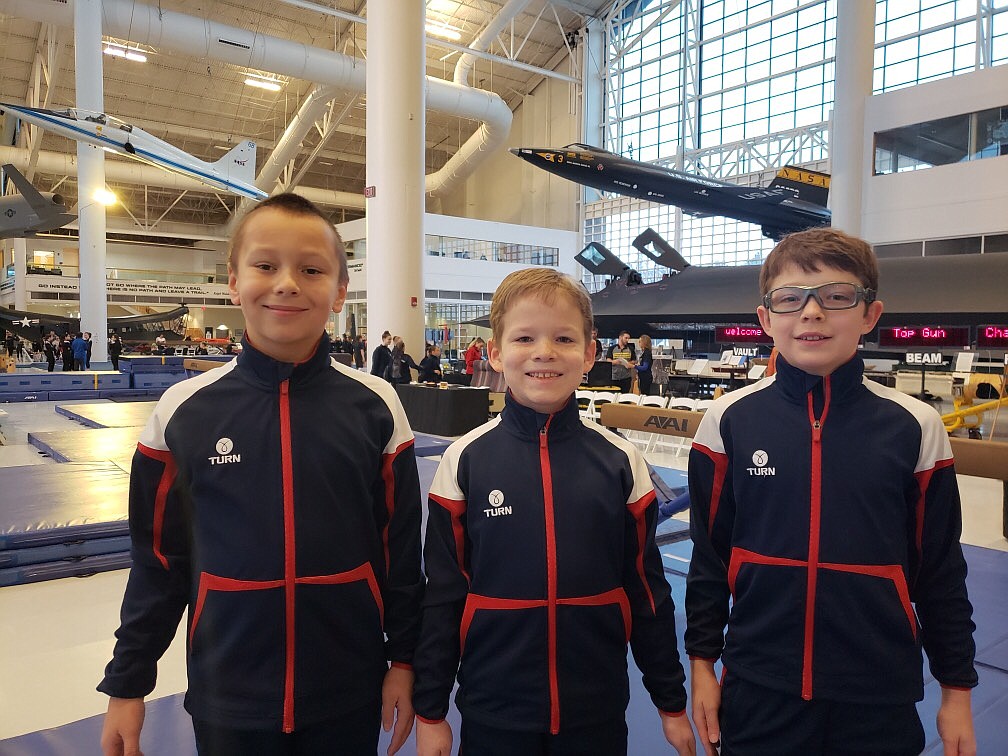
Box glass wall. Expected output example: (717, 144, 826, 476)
(874, 105, 1008, 173)
(588, 0, 1007, 291)
(424, 234, 558, 266)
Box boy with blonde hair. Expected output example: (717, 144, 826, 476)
(414, 267, 695, 756)
(687, 228, 977, 755)
(99, 193, 422, 755)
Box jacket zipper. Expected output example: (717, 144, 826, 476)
(279, 379, 297, 732)
(538, 416, 560, 734)
(802, 377, 830, 700)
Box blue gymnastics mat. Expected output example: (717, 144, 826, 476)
(414, 432, 453, 457)
(0, 462, 130, 550)
(0, 534, 131, 568)
(0, 550, 132, 587)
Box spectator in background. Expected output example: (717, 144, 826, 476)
(84, 332, 92, 369)
(606, 330, 636, 393)
(61, 334, 73, 371)
(370, 330, 393, 380)
(389, 337, 422, 385)
(418, 345, 443, 383)
(71, 332, 88, 371)
(462, 337, 485, 386)
(635, 334, 654, 395)
(44, 333, 58, 372)
(352, 335, 365, 370)
(108, 334, 122, 371)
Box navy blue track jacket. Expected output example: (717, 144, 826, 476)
(98, 335, 423, 732)
(413, 393, 687, 734)
(686, 354, 977, 704)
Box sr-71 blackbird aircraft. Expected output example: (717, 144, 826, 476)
(0, 163, 76, 238)
(511, 143, 831, 240)
(0, 102, 267, 201)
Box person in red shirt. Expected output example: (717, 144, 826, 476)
(463, 337, 485, 386)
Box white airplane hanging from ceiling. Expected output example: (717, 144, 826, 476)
(0, 102, 268, 201)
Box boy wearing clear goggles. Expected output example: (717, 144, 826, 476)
(686, 228, 977, 756)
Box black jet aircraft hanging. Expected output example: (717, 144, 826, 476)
(510, 143, 831, 240)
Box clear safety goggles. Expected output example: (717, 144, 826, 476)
(763, 282, 876, 314)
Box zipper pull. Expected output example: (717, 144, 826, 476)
(539, 425, 548, 448)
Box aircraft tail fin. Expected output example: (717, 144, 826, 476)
(213, 140, 258, 186)
(768, 166, 830, 207)
(2, 163, 57, 213)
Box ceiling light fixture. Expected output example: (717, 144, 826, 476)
(103, 42, 147, 63)
(425, 22, 462, 41)
(244, 73, 283, 92)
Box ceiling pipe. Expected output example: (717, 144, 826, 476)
(0, 0, 514, 200)
(454, 0, 533, 86)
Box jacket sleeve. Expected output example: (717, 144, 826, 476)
(685, 409, 734, 661)
(378, 400, 424, 666)
(910, 421, 978, 690)
(623, 444, 688, 714)
(97, 417, 190, 699)
(412, 448, 470, 722)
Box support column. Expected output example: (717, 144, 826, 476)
(74, 0, 108, 363)
(12, 238, 28, 311)
(365, 0, 425, 352)
(830, 0, 875, 236)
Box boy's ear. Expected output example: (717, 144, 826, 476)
(581, 338, 596, 373)
(756, 304, 774, 337)
(330, 282, 348, 315)
(861, 299, 884, 334)
(227, 265, 241, 306)
(487, 338, 503, 373)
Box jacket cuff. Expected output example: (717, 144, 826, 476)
(939, 684, 975, 691)
(390, 661, 413, 671)
(416, 714, 445, 725)
(659, 708, 686, 717)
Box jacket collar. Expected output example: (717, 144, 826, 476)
(773, 352, 865, 403)
(237, 332, 333, 387)
(500, 390, 581, 440)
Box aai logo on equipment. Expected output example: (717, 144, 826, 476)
(747, 449, 774, 476)
(484, 489, 512, 517)
(209, 437, 241, 466)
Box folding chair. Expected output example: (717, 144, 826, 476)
(589, 391, 617, 423)
(575, 390, 595, 419)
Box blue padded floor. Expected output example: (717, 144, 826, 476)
(414, 432, 453, 457)
(55, 401, 155, 429)
(0, 461, 130, 550)
(12, 540, 1006, 755)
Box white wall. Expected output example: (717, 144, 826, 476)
(861, 65, 1008, 245)
(438, 58, 582, 231)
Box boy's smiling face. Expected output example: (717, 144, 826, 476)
(228, 208, 347, 363)
(488, 293, 595, 415)
(757, 263, 883, 377)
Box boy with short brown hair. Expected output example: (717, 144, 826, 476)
(687, 228, 977, 755)
(99, 193, 423, 755)
(414, 267, 695, 756)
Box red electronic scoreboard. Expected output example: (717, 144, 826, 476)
(977, 325, 1008, 348)
(877, 326, 971, 348)
(715, 325, 773, 344)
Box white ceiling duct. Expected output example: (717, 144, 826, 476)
(0, 0, 514, 200)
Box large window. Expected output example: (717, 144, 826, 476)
(589, 0, 1007, 291)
